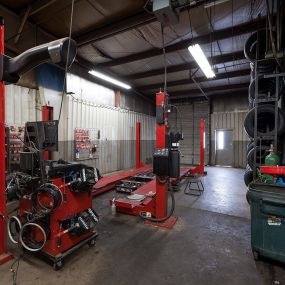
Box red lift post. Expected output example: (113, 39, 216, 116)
(114, 92, 177, 229)
(0, 18, 14, 265)
(136, 122, 144, 169)
(145, 91, 177, 228)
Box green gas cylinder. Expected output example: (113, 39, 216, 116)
(265, 145, 281, 166)
(262, 144, 281, 184)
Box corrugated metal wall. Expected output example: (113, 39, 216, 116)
(168, 101, 210, 165)
(5, 85, 41, 126)
(4, 84, 155, 175)
(60, 96, 155, 174)
(210, 111, 249, 168)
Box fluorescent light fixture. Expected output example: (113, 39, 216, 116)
(88, 70, 131, 90)
(204, 0, 230, 9)
(188, 44, 215, 79)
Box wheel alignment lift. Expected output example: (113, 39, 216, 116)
(113, 91, 206, 228)
(92, 111, 205, 197)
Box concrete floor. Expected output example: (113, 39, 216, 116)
(1, 166, 285, 285)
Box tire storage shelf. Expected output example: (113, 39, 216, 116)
(244, 29, 285, 186)
(244, 21, 285, 264)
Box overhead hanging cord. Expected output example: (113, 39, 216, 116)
(58, 0, 75, 122)
(161, 24, 167, 94)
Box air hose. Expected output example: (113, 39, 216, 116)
(139, 180, 175, 223)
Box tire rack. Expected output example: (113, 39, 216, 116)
(252, 61, 280, 180)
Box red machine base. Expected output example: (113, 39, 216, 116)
(33, 232, 98, 270)
(0, 252, 14, 265)
(145, 216, 178, 229)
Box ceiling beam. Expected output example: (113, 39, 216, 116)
(169, 83, 249, 98)
(125, 50, 245, 80)
(138, 68, 250, 90)
(14, 5, 31, 44)
(76, 11, 155, 47)
(98, 18, 266, 68)
(12, 0, 58, 44)
(170, 89, 248, 102)
(0, 3, 56, 42)
(75, 1, 208, 46)
(29, 0, 58, 16)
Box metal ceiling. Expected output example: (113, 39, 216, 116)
(0, 0, 268, 100)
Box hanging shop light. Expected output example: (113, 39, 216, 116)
(88, 70, 131, 90)
(188, 44, 215, 79)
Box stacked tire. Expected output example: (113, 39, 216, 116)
(243, 30, 285, 186)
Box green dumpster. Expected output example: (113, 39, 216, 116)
(247, 183, 285, 263)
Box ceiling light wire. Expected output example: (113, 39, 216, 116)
(58, 0, 75, 122)
(161, 24, 167, 94)
(205, 9, 229, 83)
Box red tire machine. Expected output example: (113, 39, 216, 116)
(114, 91, 182, 228)
(7, 121, 99, 270)
(0, 18, 99, 269)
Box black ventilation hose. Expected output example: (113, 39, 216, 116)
(139, 181, 175, 223)
(244, 104, 285, 139)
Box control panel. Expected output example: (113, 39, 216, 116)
(153, 148, 169, 176)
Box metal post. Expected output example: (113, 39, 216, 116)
(0, 17, 13, 265)
(135, 121, 143, 169)
(274, 76, 279, 150)
(155, 92, 168, 219)
(199, 119, 205, 174)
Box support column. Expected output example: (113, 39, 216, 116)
(0, 17, 13, 265)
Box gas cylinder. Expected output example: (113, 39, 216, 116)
(265, 144, 281, 166)
(263, 144, 281, 184)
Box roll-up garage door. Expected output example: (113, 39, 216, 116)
(168, 101, 209, 165)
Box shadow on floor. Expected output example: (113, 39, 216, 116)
(1, 166, 285, 285)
